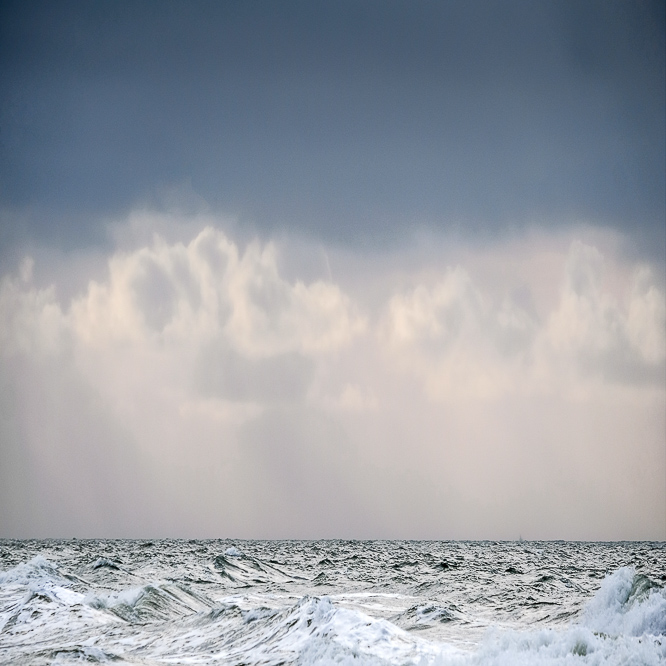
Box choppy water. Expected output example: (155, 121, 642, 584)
(0, 540, 664, 665)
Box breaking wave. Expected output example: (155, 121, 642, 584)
(0, 543, 664, 664)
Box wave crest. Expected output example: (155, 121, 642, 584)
(581, 567, 666, 637)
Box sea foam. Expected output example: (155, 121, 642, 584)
(0, 541, 663, 665)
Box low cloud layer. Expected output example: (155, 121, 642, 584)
(1, 216, 664, 538)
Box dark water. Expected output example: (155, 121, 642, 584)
(0, 540, 664, 664)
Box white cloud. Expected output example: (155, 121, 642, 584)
(0, 218, 664, 538)
(223, 239, 365, 357)
(378, 240, 665, 400)
(381, 266, 513, 399)
(545, 241, 666, 384)
(0, 270, 67, 358)
(69, 227, 365, 358)
(385, 266, 484, 347)
(626, 267, 666, 365)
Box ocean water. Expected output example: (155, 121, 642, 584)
(0, 540, 664, 665)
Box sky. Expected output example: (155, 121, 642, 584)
(0, 0, 664, 539)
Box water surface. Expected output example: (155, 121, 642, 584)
(1, 540, 664, 664)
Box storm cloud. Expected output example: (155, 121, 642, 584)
(0, 0, 664, 255)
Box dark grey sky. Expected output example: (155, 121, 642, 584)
(1, 0, 664, 252)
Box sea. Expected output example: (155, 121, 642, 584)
(0, 540, 664, 665)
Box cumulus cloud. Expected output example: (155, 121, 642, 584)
(381, 266, 530, 399)
(0, 273, 67, 358)
(627, 268, 666, 365)
(0, 219, 664, 538)
(546, 240, 666, 385)
(378, 240, 665, 400)
(69, 227, 364, 356)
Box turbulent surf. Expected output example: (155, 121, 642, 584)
(0, 540, 664, 664)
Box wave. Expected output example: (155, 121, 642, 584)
(270, 570, 666, 665)
(1, 553, 664, 665)
(213, 545, 304, 586)
(454, 567, 665, 666)
(147, 595, 457, 665)
(580, 567, 666, 637)
(393, 602, 466, 631)
(86, 582, 215, 623)
(0, 555, 64, 586)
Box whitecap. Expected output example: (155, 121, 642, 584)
(225, 546, 243, 557)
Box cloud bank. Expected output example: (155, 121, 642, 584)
(1, 216, 664, 538)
